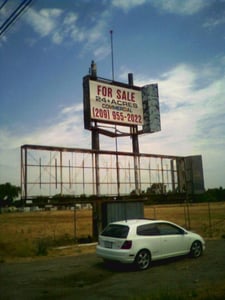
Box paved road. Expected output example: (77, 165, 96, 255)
(1, 240, 225, 300)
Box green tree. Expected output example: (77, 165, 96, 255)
(0, 182, 21, 207)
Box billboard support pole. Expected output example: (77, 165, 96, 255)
(90, 62, 101, 239)
(129, 73, 140, 195)
(92, 122, 100, 196)
(110, 30, 120, 196)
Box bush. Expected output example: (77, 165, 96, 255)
(35, 238, 49, 256)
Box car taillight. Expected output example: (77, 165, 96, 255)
(121, 240, 132, 249)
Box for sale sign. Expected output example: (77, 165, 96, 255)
(88, 79, 143, 126)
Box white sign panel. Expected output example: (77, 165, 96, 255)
(89, 80, 143, 126)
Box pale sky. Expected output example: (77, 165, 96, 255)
(0, 0, 225, 189)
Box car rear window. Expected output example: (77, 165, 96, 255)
(101, 224, 129, 238)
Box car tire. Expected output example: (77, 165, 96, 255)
(135, 249, 151, 270)
(190, 240, 202, 258)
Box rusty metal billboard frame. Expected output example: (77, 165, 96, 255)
(20, 144, 186, 200)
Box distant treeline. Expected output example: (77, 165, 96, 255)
(15, 188, 225, 207)
(0, 184, 225, 208)
(144, 187, 225, 205)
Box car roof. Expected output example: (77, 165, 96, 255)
(109, 219, 160, 226)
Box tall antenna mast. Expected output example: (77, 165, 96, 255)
(110, 30, 115, 81)
(110, 30, 120, 195)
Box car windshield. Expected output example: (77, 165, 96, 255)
(101, 224, 129, 238)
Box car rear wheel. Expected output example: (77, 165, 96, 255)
(135, 249, 151, 270)
(190, 240, 202, 258)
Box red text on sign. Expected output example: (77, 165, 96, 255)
(97, 85, 112, 97)
(116, 89, 135, 102)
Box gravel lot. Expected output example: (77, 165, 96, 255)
(1, 240, 225, 300)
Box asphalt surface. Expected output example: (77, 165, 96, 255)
(0, 240, 225, 300)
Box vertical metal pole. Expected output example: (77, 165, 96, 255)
(183, 158, 191, 229)
(92, 123, 100, 240)
(115, 128, 120, 196)
(110, 30, 120, 196)
(21, 146, 27, 202)
(74, 202, 77, 243)
(69, 159, 71, 189)
(82, 158, 85, 195)
(149, 159, 151, 187)
(110, 30, 115, 81)
(60, 150, 63, 195)
(128, 161, 131, 190)
(39, 158, 42, 189)
(170, 159, 176, 192)
(129, 73, 140, 195)
(55, 158, 57, 189)
(49, 152, 52, 196)
(92, 153, 95, 195)
(20, 147, 23, 200)
(90, 62, 101, 240)
(92, 123, 100, 196)
(24, 147, 27, 201)
(186, 201, 191, 230)
(20, 147, 22, 199)
(161, 158, 164, 193)
(208, 201, 212, 237)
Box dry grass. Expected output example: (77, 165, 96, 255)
(144, 202, 225, 238)
(0, 202, 224, 261)
(0, 209, 93, 261)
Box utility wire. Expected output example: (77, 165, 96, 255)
(0, 0, 8, 10)
(0, 0, 33, 38)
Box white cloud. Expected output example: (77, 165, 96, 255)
(24, 7, 110, 60)
(60, 103, 83, 115)
(112, 0, 147, 11)
(0, 103, 88, 151)
(0, 101, 90, 185)
(158, 64, 197, 108)
(25, 8, 63, 37)
(112, 0, 209, 14)
(203, 14, 225, 29)
(25, 8, 82, 44)
(117, 58, 225, 188)
(63, 12, 78, 25)
(150, 0, 209, 15)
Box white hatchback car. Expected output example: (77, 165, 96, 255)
(96, 219, 205, 270)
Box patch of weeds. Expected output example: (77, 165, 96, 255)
(35, 234, 77, 256)
(52, 234, 74, 247)
(36, 237, 50, 256)
(77, 235, 93, 244)
(130, 289, 225, 300)
(201, 223, 214, 238)
(189, 290, 198, 298)
(74, 248, 82, 254)
(0, 240, 34, 258)
(201, 296, 225, 300)
(15, 243, 34, 257)
(48, 269, 111, 288)
(130, 291, 192, 300)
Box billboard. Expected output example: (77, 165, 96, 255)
(142, 84, 161, 133)
(185, 155, 205, 194)
(176, 156, 205, 194)
(83, 77, 143, 127)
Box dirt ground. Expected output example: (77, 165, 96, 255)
(0, 239, 225, 300)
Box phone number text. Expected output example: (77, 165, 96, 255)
(92, 107, 142, 124)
